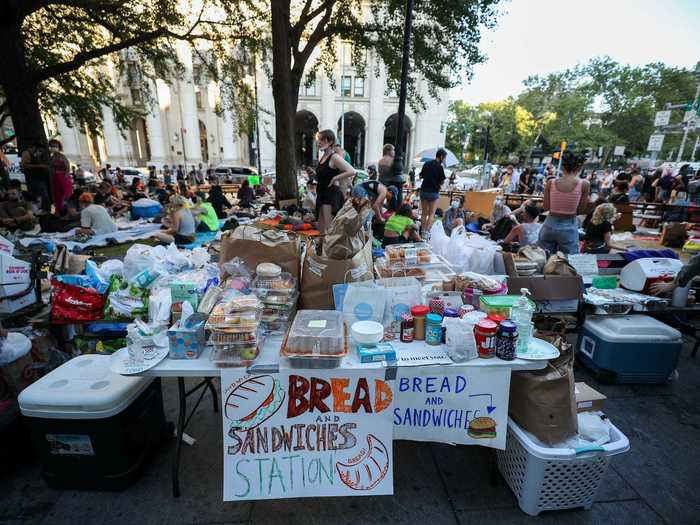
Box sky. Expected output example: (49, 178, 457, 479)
(451, 0, 700, 104)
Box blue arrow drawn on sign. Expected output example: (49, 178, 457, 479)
(469, 393, 496, 414)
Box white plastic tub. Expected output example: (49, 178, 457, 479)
(497, 417, 630, 516)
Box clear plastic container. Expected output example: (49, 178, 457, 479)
(209, 344, 260, 367)
(251, 272, 297, 294)
(256, 290, 299, 306)
(208, 330, 258, 346)
(284, 310, 345, 356)
(207, 304, 261, 332)
(385, 243, 432, 264)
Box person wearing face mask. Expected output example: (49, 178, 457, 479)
(442, 196, 467, 235)
(315, 129, 356, 234)
(0, 186, 36, 231)
(48, 139, 73, 214)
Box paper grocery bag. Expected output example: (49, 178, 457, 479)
(660, 222, 687, 247)
(219, 226, 301, 280)
(508, 330, 578, 444)
(300, 236, 374, 309)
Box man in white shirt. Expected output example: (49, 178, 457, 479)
(77, 192, 118, 236)
(302, 181, 317, 212)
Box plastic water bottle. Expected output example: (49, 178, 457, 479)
(511, 288, 534, 353)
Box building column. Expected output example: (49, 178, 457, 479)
(101, 106, 128, 166)
(175, 41, 202, 167)
(221, 110, 239, 165)
(145, 81, 167, 168)
(367, 58, 386, 164)
(320, 76, 336, 132)
(256, 73, 275, 171)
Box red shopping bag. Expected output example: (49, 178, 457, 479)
(51, 279, 106, 323)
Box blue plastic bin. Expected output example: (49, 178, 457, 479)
(577, 315, 682, 384)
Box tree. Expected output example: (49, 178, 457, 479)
(0, 0, 224, 153)
(222, 0, 502, 201)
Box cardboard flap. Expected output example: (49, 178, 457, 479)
(507, 275, 583, 301)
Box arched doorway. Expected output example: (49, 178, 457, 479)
(295, 110, 319, 167)
(199, 120, 209, 163)
(383, 113, 412, 162)
(129, 117, 150, 166)
(337, 111, 365, 167)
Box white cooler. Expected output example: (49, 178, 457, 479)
(18, 354, 165, 490)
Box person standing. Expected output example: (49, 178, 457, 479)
(628, 168, 644, 201)
(538, 150, 590, 254)
(378, 144, 404, 205)
(196, 163, 205, 185)
(315, 129, 355, 234)
(418, 148, 447, 236)
(302, 180, 317, 212)
(48, 139, 72, 214)
(20, 142, 51, 212)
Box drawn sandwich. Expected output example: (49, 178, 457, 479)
(467, 416, 497, 439)
(224, 375, 285, 430)
(336, 434, 390, 490)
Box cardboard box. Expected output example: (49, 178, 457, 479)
(464, 190, 501, 219)
(574, 382, 606, 413)
(507, 275, 583, 313)
(0, 235, 14, 256)
(0, 253, 31, 284)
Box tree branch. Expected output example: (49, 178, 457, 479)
(292, 0, 335, 78)
(30, 27, 166, 83)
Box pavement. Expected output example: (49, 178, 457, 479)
(2, 337, 700, 525)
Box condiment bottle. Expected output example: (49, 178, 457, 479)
(410, 305, 429, 341)
(474, 319, 498, 358)
(400, 314, 414, 343)
(495, 320, 518, 361)
(425, 313, 443, 346)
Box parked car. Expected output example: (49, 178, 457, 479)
(214, 165, 258, 183)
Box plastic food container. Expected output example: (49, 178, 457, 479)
(252, 272, 297, 295)
(209, 343, 260, 367)
(285, 310, 345, 355)
(207, 304, 261, 332)
(351, 320, 384, 346)
(480, 294, 535, 318)
(385, 243, 432, 264)
(462, 281, 508, 308)
(256, 262, 282, 278)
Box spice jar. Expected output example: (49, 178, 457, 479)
(400, 314, 414, 343)
(474, 319, 498, 358)
(410, 305, 430, 341)
(425, 313, 443, 346)
(495, 320, 518, 361)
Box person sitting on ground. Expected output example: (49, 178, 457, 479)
(191, 193, 221, 233)
(583, 203, 626, 254)
(503, 205, 541, 247)
(77, 192, 117, 236)
(0, 184, 36, 231)
(237, 179, 255, 208)
(113, 167, 126, 188)
(442, 196, 467, 235)
(154, 195, 196, 246)
(254, 184, 268, 197)
(127, 177, 147, 200)
(209, 184, 232, 219)
(177, 180, 192, 199)
(609, 181, 630, 204)
(95, 180, 128, 217)
(382, 204, 421, 247)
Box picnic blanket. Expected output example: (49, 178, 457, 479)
(19, 223, 163, 252)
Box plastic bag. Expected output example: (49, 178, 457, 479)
(149, 287, 172, 326)
(99, 259, 124, 279)
(123, 244, 159, 281)
(376, 277, 422, 332)
(429, 220, 450, 257)
(342, 281, 387, 327)
(443, 317, 478, 363)
(51, 279, 107, 323)
(190, 247, 211, 268)
(85, 260, 109, 294)
(0, 332, 32, 365)
(445, 226, 498, 274)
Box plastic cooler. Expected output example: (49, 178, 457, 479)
(577, 315, 682, 384)
(497, 417, 630, 516)
(18, 354, 165, 490)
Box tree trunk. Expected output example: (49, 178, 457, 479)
(270, 0, 300, 203)
(0, 16, 48, 152)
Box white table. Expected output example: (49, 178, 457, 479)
(138, 335, 546, 497)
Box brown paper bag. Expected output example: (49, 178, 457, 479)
(300, 236, 374, 309)
(508, 329, 578, 444)
(219, 226, 301, 280)
(322, 199, 371, 260)
(543, 252, 577, 276)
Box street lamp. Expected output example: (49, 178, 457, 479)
(390, 0, 414, 201)
(480, 111, 493, 189)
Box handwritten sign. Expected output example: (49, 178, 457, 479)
(567, 254, 598, 276)
(393, 366, 511, 449)
(221, 369, 395, 501)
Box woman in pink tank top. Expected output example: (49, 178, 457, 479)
(538, 151, 589, 254)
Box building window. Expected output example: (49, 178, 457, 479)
(193, 65, 202, 86)
(301, 76, 317, 97)
(341, 75, 352, 97)
(130, 88, 143, 105)
(354, 77, 365, 97)
(195, 90, 203, 110)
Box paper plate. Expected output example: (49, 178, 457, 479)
(516, 337, 560, 361)
(110, 344, 169, 375)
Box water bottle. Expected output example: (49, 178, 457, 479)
(511, 288, 534, 353)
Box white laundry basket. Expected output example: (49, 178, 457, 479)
(497, 417, 630, 516)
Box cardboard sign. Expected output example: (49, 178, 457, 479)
(393, 366, 511, 449)
(221, 369, 395, 501)
(567, 254, 599, 276)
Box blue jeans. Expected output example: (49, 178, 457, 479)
(420, 191, 440, 202)
(538, 215, 580, 255)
